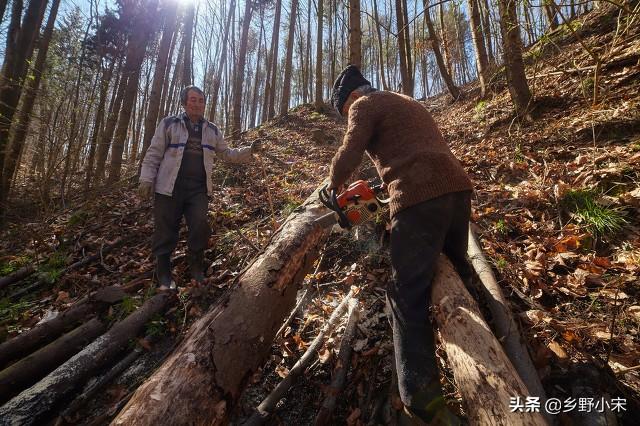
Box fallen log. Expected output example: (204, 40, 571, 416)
(0, 265, 35, 290)
(113, 189, 330, 425)
(431, 255, 548, 426)
(246, 288, 356, 426)
(0, 293, 169, 425)
(315, 298, 360, 426)
(0, 317, 106, 403)
(0, 285, 126, 368)
(467, 228, 547, 403)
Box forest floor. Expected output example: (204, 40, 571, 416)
(1, 3, 639, 425)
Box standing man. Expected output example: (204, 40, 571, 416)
(138, 85, 261, 290)
(328, 66, 473, 424)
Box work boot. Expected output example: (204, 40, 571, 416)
(155, 254, 174, 290)
(188, 250, 206, 283)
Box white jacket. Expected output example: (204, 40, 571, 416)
(140, 114, 253, 196)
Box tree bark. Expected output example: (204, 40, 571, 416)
(2, 0, 61, 199)
(262, 0, 281, 122)
(431, 256, 548, 426)
(139, 0, 178, 166)
(467, 228, 551, 423)
(0, 317, 106, 403)
(497, 0, 533, 118)
(480, 0, 495, 67)
(423, 0, 460, 100)
(395, 0, 412, 95)
(231, 0, 253, 138)
(314, 0, 324, 109)
(348, 0, 361, 68)
(543, 0, 558, 31)
(372, 0, 388, 90)
(0, 294, 169, 425)
(468, 0, 489, 97)
(182, 2, 195, 87)
(279, 0, 298, 116)
(0, 0, 48, 208)
(113, 189, 330, 425)
(108, 1, 158, 183)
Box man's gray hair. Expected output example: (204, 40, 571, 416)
(180, 85, 206, 105)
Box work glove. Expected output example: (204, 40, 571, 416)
(251, 139, 263, 154)
(138, 181, 154, 200)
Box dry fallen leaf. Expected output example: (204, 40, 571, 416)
(548, 341, 569, 361)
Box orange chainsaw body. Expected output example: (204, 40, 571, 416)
(336, 180, 381, 226)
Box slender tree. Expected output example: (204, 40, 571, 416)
(3, 0, 61, 199)
(468, 0, 489, 96)
(497, 0, 532, 117)
(423, 0, 460, 100)
(140, 0, 179, 165)
(182, 2, 195, 86)
(314, 0, 324, 109)
(0, 0, 49, 207)
(264, 0, 283, 120)
(231, 0, 253, 138)
(348, 0, 361, 68)
(279, 0, 298, 115)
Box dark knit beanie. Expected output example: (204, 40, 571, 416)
(331, 65, 371, 115)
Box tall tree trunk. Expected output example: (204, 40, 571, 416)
(543, 0, 558, 31)
(468, 0, 489, 96)
(108, 2, 157, 183)
(231, 0, 253, 139)
(372, 0, 388, 90)
(182, 2, 195, 87)
(480, 0, 495, 67)
(348, 0, 361, 68)
(2, 0, 60, 199)
(497, 0, 533, 117)
(85, 60, 116, 192)
(423, 0, 460, 100)
(314, 0, 324, 109)
(264, 0, 282, 120)
(279, 0, 298, 116)
(0, 0, 8, 26)
(438, 2, 454, 82)
(0, 0, 48, 208)
(130, 63, 151, 165)
(249, 11, 265, 128)
(209, 0, 235, 122)
(140, 1, 178, 167)
(522, 0, 535, 45)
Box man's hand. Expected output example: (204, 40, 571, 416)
(251, 139, 263, 154)
(138, 181, 154, 200)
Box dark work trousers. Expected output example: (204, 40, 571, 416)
(387, 190, 473, 415)
(152, 178, 209, 257)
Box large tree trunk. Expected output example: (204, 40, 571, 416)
(372, 0, 388, 90)
(431, 256, 548, 426)
(0, 0, 48, 208)
(0, 294, 169, 425)
(314, 0, 324, 109)
(2, 0, 61, 199)
(182, 2, 195, 87)
(113, 189, 330, 425)
(423, 0, 460, 100)
(348, 0, 361, 68)
(208, 0, 233, 122)
(279, 0, 298, 116)
(108, 1, 158, 183)
(139, 0, 178, 167)
(468, 0, 489, 97)
(497, 0, 533, 118)
(231, 0, 253, 138)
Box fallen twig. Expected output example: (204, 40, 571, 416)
(245, 287, 357, 426)
(315, 299, 360, 425)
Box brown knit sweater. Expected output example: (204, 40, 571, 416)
(329, 91, 473, 217)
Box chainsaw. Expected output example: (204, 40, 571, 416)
(315, 180, 389, 229)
